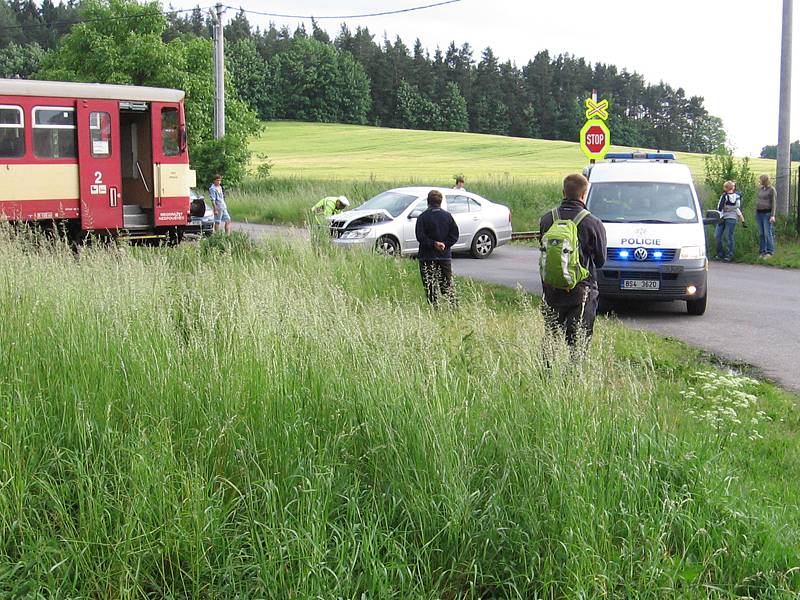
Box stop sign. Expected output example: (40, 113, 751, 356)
(585, 125, 606, 153)
(579, 119, 611, 160)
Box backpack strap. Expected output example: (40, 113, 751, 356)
(551, 207, 560, 222)
(572, 209, 590, 226)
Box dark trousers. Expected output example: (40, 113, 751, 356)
(542, 286, 599, 347)
(419, 259, 455, 306)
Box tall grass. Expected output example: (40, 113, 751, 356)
(228, 176, 562, 232)
(230, 177, 800, 266)
(0, 230, 798, 597)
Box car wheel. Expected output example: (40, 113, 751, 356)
(470, 229, 496, 258)
(376, 235, 400, 257)
(686, 294, 707, 316)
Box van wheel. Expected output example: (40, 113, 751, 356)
(470, 229, 496, 258)
(597, 297, 615, 314)
(686, 294, 707, 316)
(376, 235, 399, 257)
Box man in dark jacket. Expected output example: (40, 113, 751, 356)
(415, 189, 460, 306)
(539, 173, 607, 347)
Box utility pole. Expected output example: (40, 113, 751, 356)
(776, 0, 793, 215)
(213, 2, 226, 139)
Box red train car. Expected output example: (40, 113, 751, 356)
(0, 78, 196, 240)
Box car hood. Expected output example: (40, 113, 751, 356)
(328, 208, 395, 227)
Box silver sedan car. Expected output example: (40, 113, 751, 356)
(328, 187, 512, 258)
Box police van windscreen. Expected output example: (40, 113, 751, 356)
(586, 182, 699, 224)
(359, 191, 419, 218)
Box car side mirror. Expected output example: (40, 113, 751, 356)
(409, 209, 423, 219)
(703, 209, 722, 225)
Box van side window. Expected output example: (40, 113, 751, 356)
(0, 105, 25, 158)
(161, 107, 180, 156)
(33, 107, 76, 159)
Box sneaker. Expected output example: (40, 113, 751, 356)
(764, 253, 773, 259)
(723, 257, 732, 262)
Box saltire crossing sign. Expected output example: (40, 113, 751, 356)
(580, 93, 611, 160)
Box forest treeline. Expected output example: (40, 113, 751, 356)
(1, 0, 727, 154)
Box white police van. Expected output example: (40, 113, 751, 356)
(585, 153, 720, 315)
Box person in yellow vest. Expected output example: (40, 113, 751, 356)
(312, 196, 350, 223)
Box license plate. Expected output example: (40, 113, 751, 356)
(621, 279, 660, 290)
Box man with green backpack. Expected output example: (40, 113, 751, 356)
(539, 173, 607, 349)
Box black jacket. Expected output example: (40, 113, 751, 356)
(539, 199, 607, 305)
(415, 206, 460, 260)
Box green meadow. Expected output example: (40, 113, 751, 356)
(0, 229, 798, 597)
(248, 121, 779, 182)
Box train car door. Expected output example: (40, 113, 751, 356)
(77, 99, 122, 230)
(151, 101, 190, 227)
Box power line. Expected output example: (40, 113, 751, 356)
(226, 0, 464, 20)
(0, 6, 212, 33)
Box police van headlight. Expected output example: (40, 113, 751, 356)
(340, 228, 371, 239)
(679, 246, 705, 259)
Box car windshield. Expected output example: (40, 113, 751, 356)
(358, 191, 419, 218)
(587, 182, 698, 224)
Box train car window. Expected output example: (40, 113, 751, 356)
(161, 107, 180, 156)
(33, 107, 76, 159)
(89, 112, 112, 157)
(0, 105, 25, 158)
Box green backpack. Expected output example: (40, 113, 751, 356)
(539, 208, 590, 290)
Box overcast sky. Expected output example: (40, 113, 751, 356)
(178, 0, 796, 156)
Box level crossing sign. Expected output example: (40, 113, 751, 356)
(579, 94, 611, 160)
(584, 98, 609, 120)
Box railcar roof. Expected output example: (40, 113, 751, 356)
(0, 78, 184, 102)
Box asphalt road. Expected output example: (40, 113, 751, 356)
(236, 223, 800, 394)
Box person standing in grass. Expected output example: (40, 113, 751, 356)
(415, 189, 459, 307)
(539, 173, 606, 349)
(209, 174, 231, 234)
(755, 175, 777, 258)
(714, 180, 746, 261)
(453, 176, 466, 190)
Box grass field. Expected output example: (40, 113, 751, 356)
(249, 122, 781, 182)
(0, 229, 799, 596)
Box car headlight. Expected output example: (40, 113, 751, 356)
(340, 228, 371, 239)
(679, 246, 705, 259)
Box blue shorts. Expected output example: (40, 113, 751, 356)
(214, 204, 231, 223)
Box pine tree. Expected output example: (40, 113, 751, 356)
(438, 82, 468, 132)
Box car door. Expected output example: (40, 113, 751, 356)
(402, 197, 428, 254)
(445, 194, 475, 249)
